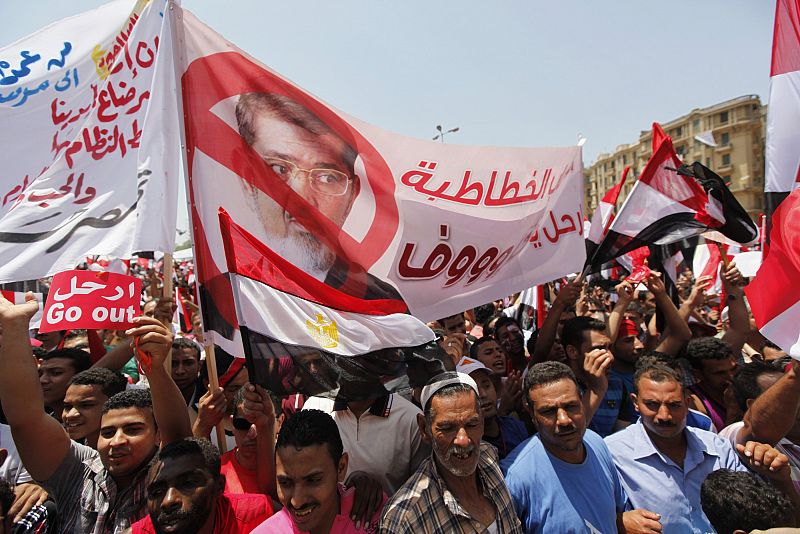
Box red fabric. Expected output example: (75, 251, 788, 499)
(219, 358, 246, 388)
(220, 449, 259, 495)
(130, 493, 273, 534)
(86, 329, 107, 364)
(772, 0, 800, 77)
(619, 319, 639, 338)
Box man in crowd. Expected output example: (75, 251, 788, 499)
(253, 409, 385, 533)
(380, 372, 523, 533)
(38, 348, 91, 422)
(129, 438, 272, 534)
(605, 359, 791, 532)
(455, 356, 528, 459)
(686, 337, 737, 430)
(502, 361, 659, 533)
(170, 337, 202, 407)
(493, 317, 527, 372)
(438, 312, 467, 336)
(220, 384, 279, 497)
(0, 292, 192, 533)
(470, 336, 507, 375)
(62, 367, 128, 449)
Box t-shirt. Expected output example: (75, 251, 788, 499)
(0, 423, 32, 484)
(502, 429, 629, 533)
(220, 449, 259, 494)
(483, 416, 529, 459)
(252, 483, 385, 533)
(131, 492, 272, 534)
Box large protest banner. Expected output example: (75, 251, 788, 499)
(0, 0, 179, 283)
(173, 7, 585, 367)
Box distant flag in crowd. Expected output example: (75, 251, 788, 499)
(765, 0, 800, 248)
(86, 256, 131, 276)
(586, 166, 630, 257)
(691, 239, 723, 295)
(585, 123, 758, 272)
(175, 287, 193, 333)
(745, 188, 800, 359)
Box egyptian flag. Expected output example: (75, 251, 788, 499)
(0, 290, 43, 329)
(587, 166, 630, 254)
(586, 123, 758, 272)
(692, 239, 724, 295)
(175, 288, 193, 333)
(218, 209, 435, 397)
(765, 0, 800, 249)
(745, 188, 800, 358)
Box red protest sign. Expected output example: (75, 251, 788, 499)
(39, 270, 142, 333)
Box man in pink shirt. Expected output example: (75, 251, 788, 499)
(252, 409, 386, 533)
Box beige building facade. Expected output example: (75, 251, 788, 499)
(585, 94, 765, 220)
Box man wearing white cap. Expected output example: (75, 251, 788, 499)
(380, 372, 523, 533)
(456, 356, 529, 459)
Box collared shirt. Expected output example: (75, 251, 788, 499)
(304, 393, 428, 494)
(254, 483, 385, 533)
(379, 443, 522, 534)
(605, 420, 746, 533)
(41, 441, 151, 533)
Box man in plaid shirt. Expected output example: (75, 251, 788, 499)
(379, 372, 522, 534)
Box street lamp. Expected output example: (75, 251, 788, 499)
(433, 124, 460, 143)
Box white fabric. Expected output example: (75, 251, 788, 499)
(0, 423, 33, 484)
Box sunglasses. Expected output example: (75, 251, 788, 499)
(232, 417, 252, 431)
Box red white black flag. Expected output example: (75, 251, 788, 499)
(745, 188, 800, 359)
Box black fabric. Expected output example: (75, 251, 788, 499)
(765, 191, 790, 247)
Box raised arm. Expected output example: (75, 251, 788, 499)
(126, 316, 192, 444)
(608, 281, 634, 344)
(720, 262, 748, 358)
(646, 271, 692, 357)
(241, 382, 277, 498)
(740, 361, 800, 446)
(531, 280, 581, 365)
(0, 294, 71, 482)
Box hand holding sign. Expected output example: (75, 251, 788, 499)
(0, 291, 39, 327)
(39, 270, 142, 333)
(126, 316, 173, 375)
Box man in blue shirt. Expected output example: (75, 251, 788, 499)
(502, 361, 661, 533)
(605, 359, 792, 533)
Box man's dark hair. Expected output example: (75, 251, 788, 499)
(561, 317, 607, 350)
(633, 359, 685, 394)
(685, 337, 733, 370)
(524, 361, 579, 408)
(232, 385, 282, 418)
(102, 388, 152, 415)
(0, 477, 14, 515)
(731, 360, 783, 413)
(276, 409, 343, 465)
(69, 368, 128, 398)
(171, 337, 201, 361)
(469, 336, 499, 360)
(156, 438, 221, 477)
(40, 348, 91, 373)
(437, 312, 465, 326)
(473, 303, 497, 325)
(492, 316, 521, 339)
(701, 469, 793, 534)
(236, 92, 357, 175)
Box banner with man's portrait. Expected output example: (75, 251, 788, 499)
(176, 8, 585, 371)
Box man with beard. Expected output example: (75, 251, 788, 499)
(502, 362, 658, 533)
(129, 438, 272, 534)
(605, 360, 791, 532)
(235, 92, 403, 303)
(253, 409, 385, 533)
(380, 372, 523, 533)
(493, 317, 527, 372)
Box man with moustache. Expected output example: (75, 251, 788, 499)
(605, 359, 791, 532)
(380, 372, 523, 533)
(235, 92, 403, 303)
(502, 361, 660, 533)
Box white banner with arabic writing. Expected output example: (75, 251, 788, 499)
(0, 0, 179, 283)
(179, 8, 584, 332)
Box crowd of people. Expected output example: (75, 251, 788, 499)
(0, 258, 798, 534)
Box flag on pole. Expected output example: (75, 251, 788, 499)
(745, 188, 800, 359)
(585, 124, 757, 272)
(765, 0, 800, 247)
(587, 165, 630, 249)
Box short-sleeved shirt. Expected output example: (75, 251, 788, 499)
(605, 420, 746, 533)
(502, 429, 629, 533)
(253, 483, 384, 533)
(303, 394, 428, 494)
(380, 443, 523, 534)
(482, 416, 529, 460)
(220, 449, 258, 494)
(0, 423, 32, 484)
(131, 492, 272, 533)
(41, 441, 151, 533)
(589, 375, 626, 437)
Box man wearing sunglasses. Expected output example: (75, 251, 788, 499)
(235, 92, 403, 303)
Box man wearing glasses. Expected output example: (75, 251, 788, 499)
(235, 92, 402, 303)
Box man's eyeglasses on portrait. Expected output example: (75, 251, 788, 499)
(263, 157, 352, 196)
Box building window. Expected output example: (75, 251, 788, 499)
(722, 154, 731, 166)
(693, 119, 700, 130)
(623, 154, 627, 164)
(719, 111, 729, 124)
(721, 132, 729, 145)
(675, 126, 683, 137)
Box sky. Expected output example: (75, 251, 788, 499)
(1, 1, 776, 234)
